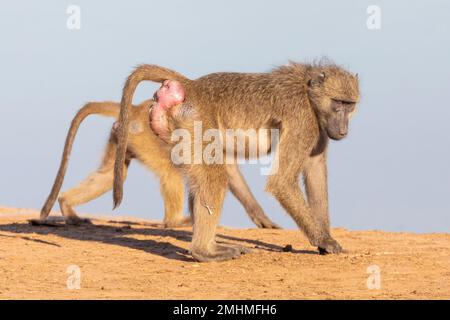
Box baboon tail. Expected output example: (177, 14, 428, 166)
(40, 102, 120, 220)
(113, 65, 190, 208)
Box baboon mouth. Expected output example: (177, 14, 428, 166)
(327, 131, 346, 141)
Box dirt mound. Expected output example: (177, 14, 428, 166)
(0, 207, 449, 299)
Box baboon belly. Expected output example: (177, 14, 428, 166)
(222, 127, 273, 159)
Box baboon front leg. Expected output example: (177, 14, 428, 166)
(59, 140, 129, 225)
(265, 131, 342, 254)
(189, 165, 250, 262)
(226, 163, 279, 229)
(303, 151, 330, 232)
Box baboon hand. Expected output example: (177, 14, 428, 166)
(65, 217, 93, 226)
(251, 214, 280, 229)
(163, 216, 192, 229)
(317, 237, 342, 254)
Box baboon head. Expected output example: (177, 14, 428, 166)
(307, 65, 360, 140)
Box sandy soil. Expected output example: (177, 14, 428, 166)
(0, 206, 449, 300)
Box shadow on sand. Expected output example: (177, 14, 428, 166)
(0, 218, 317, 262)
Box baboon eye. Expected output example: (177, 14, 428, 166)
(332, 99, 355, 112)
(345, 103, 355, 112)
(340, 100, 356, 111)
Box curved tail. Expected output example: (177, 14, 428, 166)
(40, 102, 120, 219)
(113, 64, 190, 208)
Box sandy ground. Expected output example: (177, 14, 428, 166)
(0, 206, 449, 300)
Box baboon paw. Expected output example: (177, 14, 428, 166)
(164, 216, 192, 228)
(65, 217, 93, 226)
(28, 219, 61, 227)
(318, 237, 342, 254)
(253, 216, 281, 229)
(228, 244, 252, 254)
(191, 244, 249, 262)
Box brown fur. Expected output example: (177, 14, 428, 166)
(114, 62, 359, 261)
(113, 65, 189, 207)
(34, 99, 278, 228)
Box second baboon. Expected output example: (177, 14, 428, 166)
(34, 99, 278, 229)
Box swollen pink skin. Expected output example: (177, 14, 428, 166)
(156, 80, 185, 108)
(151, 103, 169, 140)
(150, 80, 186, 142)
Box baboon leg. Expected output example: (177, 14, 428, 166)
(265, 128, 342, 254)
(189, 165, 250, 262)
(226, 163, 279, 229)
(58, 140, 129, 225)
(188, 191, 194, 218)
(303, 151, 330, 232)
(159, 171, 190, 228)
(130, 134, 189, 228)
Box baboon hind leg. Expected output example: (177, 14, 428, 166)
(59, 140, 129, 225)
(130, 133, 189, 228)
(159, 170, 190, 228)
(189, 165, 250, 262)
(226, 163, 279, 229)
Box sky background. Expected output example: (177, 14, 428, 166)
(0, 0, 449, 233)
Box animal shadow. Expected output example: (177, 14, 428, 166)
(0, 218, 316, 262)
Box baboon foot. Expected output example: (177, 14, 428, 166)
(250, 213, 280, 229)
(29, 219, 61, 227)
(228, 243, 252, 254)
(65, 216, 93, 226)
(164, 216, 192, 228)
(59, 198, 92, 226)
(191, 244, 250, 262)
(317, 237, 342, 254)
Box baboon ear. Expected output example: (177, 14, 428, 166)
(308, 72, 326, 87)
(355, 73, 359, 79)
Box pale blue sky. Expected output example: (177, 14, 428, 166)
(0, 1, 449, 232)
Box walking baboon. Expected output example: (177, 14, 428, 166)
(33, 99, 278, 229)
(113, 62, 360, 261)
